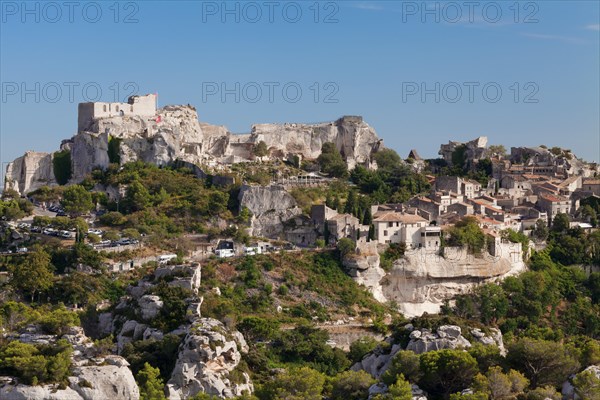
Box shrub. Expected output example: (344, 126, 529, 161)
(53, 150, 72, 185)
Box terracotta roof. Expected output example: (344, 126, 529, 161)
(583, 179, 600, 185)
(539, 193, 569, 202)
(373, 212, 427, 224)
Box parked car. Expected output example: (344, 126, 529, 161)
(16, 247, 28, 253)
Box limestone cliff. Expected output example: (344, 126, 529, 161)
(383, 245, 525, 317)
(4, 151, 56, 195)
(5, 100, 383, 194)
(250, 116, 382, 169)
(238, 184, 303, 238)
(342, 243, 525, 318)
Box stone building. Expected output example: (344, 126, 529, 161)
(78, 94, 157, 132)
(582, 179, 600, 195)
(536, 193, 570, 224)
(373, 212, 429, 247)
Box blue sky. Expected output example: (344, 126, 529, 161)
(1, 0, 599, 175)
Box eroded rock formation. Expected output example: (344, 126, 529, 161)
(166, 318, 253, 399)
(0, 327, 139, 400)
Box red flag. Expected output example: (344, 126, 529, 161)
(155, 115, 162, 123)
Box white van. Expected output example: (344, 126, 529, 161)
(243, 246, 262, 256)
(215, 249, 235, 258)
(158, 254, 178, 264)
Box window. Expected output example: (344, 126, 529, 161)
(388, 222, 393, 227)
(384, 230, 388, 236)
(103, 105, 107, 112)
(115, 105, 119, 112)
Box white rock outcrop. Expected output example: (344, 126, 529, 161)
(166, 318, 253, 399)
(406, 325, 471, 354)
(354, 325, 504, 380)
(238, 184, 303, 238)
(382, 246, 525, 317)
(4, 151, 57, 195)
(138, 295, 164, 320)
(343, 242, 387, 302)
(0, 327, 139, 400)
(251, 116, 382, 170)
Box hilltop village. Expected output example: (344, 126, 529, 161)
(1, 95, 599, 399)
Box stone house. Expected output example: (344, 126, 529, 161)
(536, 193, 571, 224)
(373, 212, 429, 247)
(582, 179, 600, 196)
(446, 202, 474, 217)
(326, 213, 367, 245)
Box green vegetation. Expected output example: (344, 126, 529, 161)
(445, 216, 486, 254)
(317, 142, 348, 178)
(53, 149, 72, 185)
(0, 339, 72, 385)
(350, 153, 430, 204)
(1, 156, 599, 399)
(61, 184, 94, 217)
(253, 141, 268, 160)
(136, 362, 167, 400)
(108, 136, 122, 164)
(8, 246, 54, 302)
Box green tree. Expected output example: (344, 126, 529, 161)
(348, 337, 379, 364)
(552, 213, 570, 233)
(124, 181, 151, 213)
(388, 374, 413, 400)
(61, 185, 93, 217)
(108, 136, 122, 164)
(9, 247, 54, 302)
(382, 350, 421, 385)
(330, 370, 375, 400)
(488, 145, 507, 158)
(572, 369, 600, 400)
(136, 362, 167, 400)
(419, 349, 479, 398)
(317, 142, 348, 178)
(52, 149, 72, 185)
(262, 366, 325, 400)
(532, 219, 549, 242)
(344, 190, 358, 216)
(471, 367, 529, 400)
(373, 149, 402, 171)
(446, 216, 486, 254)
(524, 385, 561, 400)
(477, 284, 509, 324)
(507, 338, 580, 387)
(236, 317, 279, 342)
(253, 141, 269, 160)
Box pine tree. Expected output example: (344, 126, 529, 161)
(363, 206, 373, 225)
(137, 362, 166, 400)
(344, 190, 358, 216)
